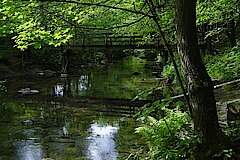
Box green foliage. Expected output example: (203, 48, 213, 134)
(135, 98, 171, 121)
(197, 0, 239, 36)
(133, 97, 195, 159)
(135, 109, 197, 160)
(0, 64, 10, 72)
(205, 41, 240, 80)
(0, 80, 7, 92)
(0, 1, 76, 50)
(161, 55, 186, 94)
(162, 64, 175, 79)
(30, 49, 63, 69)
(197, 0, 239, 24)
(0, 0, 238, 53)
(213, 149, 235, 159)
(0, 0, 178, 51)
(93, 51, 106, 61)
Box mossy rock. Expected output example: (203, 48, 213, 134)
(227, 100, 240, 126)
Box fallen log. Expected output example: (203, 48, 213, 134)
(214, 79, 240, 89)
(163, 79, 240, 102)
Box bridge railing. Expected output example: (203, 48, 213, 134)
(67, 32, 160, 49)
(69, 33, 143, 47)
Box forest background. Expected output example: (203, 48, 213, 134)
(0, 0, 239, 159)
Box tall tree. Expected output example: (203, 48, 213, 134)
(175, 0, 222, 149)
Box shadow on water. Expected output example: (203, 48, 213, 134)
(0, 56, 160, 160)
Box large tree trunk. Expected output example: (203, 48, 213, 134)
(175, 0, 221, 146)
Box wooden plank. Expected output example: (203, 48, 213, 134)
(75, 33, 115, 35)
(82, 40, 106, 43)
(75, 32, 139, 35)
(109, 40, 144, 43)
(108, 36, 143, 38)
(75, 36, 111, 39)
(74, 36, 143, 39)
(69, 40, 144, 44)
(64, 44, 162, 49)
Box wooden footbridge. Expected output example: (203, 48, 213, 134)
(65, 32, 163, 50)
(59, 32, 206, 50)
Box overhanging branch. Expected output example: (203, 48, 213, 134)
(41, 4, 150, 30)
(52, 0, 152, 18)
(73, 14, 149, 30)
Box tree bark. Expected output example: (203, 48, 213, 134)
(226, 20, 237, 47)
(175, 0, 221, 146)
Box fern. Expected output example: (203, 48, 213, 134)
(136, 109, 197, 160)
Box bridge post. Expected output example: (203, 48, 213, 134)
(82, 35, 85, 49)
(129, 37, 133, 45)
(68, 32, 164, 49)
(104, 33, 108, 46)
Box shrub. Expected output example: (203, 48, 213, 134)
(205, 41, 240, 80)
(135, 109, 197, 160)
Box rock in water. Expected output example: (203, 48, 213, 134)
(21, 120, 36, 125)
(18, 88, 39, 95)
(60, 73, 68, 78)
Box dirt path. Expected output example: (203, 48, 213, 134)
(214, 81, 240, 128)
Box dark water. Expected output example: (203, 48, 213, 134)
(0, 56, 161, 160)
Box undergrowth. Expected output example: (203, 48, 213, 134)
(130, 97, 198, 160)
(205, 41, 240, 80)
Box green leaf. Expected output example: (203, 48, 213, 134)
(33, 42, 41, 49)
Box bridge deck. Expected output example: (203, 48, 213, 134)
(64, 32, 161, 49)
(58, 32, 205, 50)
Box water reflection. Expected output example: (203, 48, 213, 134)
(0, 55, 152, 159)
(15, 129, 42, 160)
(87, 123, 119, 160)
(54, 83, 64, 97)
(63, 126, 68, 136)
(16, 140, 42, 160)
(78, 75, 90, 91)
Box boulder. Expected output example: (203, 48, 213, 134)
(21, 120, 36, 125)
(227, 99, 240, 126)
(18, 88, 39, 95)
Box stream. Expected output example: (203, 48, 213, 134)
(0, 55, 162, 160)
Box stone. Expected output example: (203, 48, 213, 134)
(18, 88, 39, 95)
(21, 120, 36, 125)
(227, 100, 240, 126)
(60, 73, 68, 78)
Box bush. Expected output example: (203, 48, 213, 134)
(135, 109, 197, 160)
(205, 41, 240, 80)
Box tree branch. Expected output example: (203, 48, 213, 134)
(146, 0, 193, 117)
(42, 7, 150, 30)
(52, 0, 152, 17)
(63, 15, 148, 30)
(74, 14, 149, 30)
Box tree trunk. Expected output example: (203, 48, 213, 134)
(175, 0, 221, 146)
(226, 20, 237, 47)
